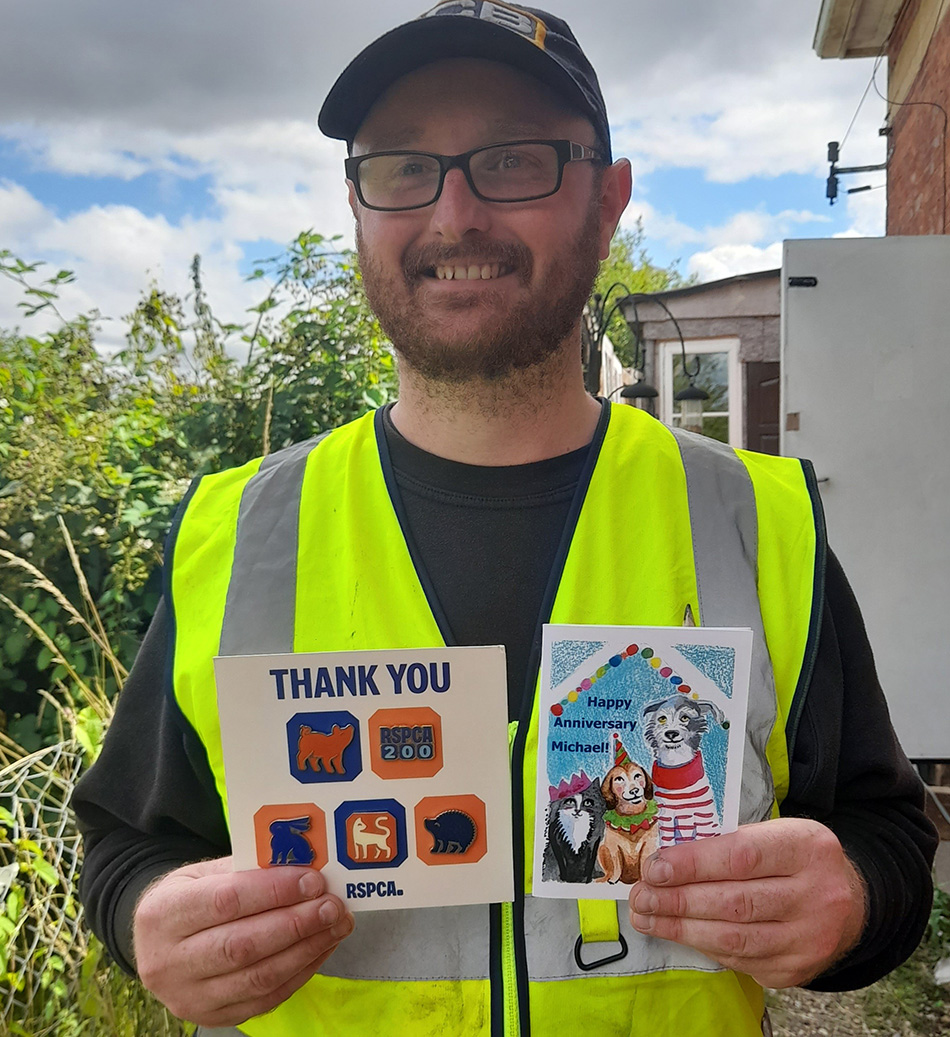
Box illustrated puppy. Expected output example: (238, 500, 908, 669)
(596, 759, 658, 884)
(642, 694, 726, 846)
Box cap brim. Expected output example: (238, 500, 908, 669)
(318, 17, 597, 146)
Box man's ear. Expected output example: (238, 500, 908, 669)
(347, 180, 359, 219)
(597, 158, 633, 260)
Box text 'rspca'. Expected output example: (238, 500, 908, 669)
(269, 662, 452, 700)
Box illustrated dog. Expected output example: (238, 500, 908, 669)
(596, 760, 658, 884)
(642, 694, 725, 846)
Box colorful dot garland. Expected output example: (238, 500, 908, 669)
(549, 643, 699, 717)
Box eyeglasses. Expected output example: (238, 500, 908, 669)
(345, 139, 602, 212)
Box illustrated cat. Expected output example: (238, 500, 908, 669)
(542, 774, 606, 884)
(296, 723, 354, 774)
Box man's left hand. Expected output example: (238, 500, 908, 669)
(628, 817, 867, 988)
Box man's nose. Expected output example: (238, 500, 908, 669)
(428, 167, 492, 242)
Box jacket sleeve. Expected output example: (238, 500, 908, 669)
(72, 599, 230, 975)
(781, 549, 938, 990)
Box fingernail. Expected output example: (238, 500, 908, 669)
(634, 889, 658, 914)
(647, 857, 673, 884)
(299, 872, 321, 899)
(631, 912, 655, 933)
(319, 900, 340, 926)
(330, 917, 353, 941)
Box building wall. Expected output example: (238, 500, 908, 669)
(633, 275, 781, 364)
(886, 0, 950, 234)
(622, 274, 781, 448)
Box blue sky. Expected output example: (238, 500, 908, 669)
(0, 1, 888, 344)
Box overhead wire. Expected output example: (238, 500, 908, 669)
(840, 52, 886, 150)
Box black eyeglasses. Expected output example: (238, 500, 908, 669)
(345, 139, 602, 212)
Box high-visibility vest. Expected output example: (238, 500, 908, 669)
(168, 403, 823, 1037)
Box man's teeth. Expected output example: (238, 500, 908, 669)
(435, 263, 506, 280)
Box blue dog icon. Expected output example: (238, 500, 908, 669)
(269, 816, 316, 866)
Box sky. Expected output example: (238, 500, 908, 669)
(0, 1, 890, 345)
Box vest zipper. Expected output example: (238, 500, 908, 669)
(500, 900, 520, 1037)
(500, 719, 521, 1036)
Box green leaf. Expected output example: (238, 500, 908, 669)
(36, 644, 54, 671)
(6, 884, 24, 922)
(30, 855, 58, 886)
(75, 707, 104, 763)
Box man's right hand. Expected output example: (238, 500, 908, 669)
(133, 857, 353, 1027)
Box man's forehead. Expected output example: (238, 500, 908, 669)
(355, 115, 573, 153)
(352, 59, 592, 153)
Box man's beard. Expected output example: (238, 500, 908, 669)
(356, 211, 601, 384)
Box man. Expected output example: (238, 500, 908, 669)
(74, 4, 937, 1036)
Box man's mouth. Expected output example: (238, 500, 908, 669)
(430, 263, 514, 281)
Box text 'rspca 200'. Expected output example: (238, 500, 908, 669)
(269, 661, 452, 700)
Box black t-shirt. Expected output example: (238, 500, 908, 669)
(73, 410, 937, 991)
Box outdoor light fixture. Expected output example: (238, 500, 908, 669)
(625, 291, 709, 435)
(587, 285, 708, 431)
(583, 283, 657, 402)
(605, 382, 659, 403)
(674, 382, 709, 435)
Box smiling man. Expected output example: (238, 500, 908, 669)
(73, 4, 936, 1037)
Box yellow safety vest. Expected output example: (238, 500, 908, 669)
(167, 403, 823, 1037)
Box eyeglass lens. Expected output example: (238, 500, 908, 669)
(357, 142, 563, 210)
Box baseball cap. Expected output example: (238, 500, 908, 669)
(318, 1, 612, 162)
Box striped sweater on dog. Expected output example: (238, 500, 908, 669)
(651, 752, 721, 847)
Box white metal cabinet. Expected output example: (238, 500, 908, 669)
(782, 236, 950, 759)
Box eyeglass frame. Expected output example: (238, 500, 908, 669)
(344, 139, 603, 212)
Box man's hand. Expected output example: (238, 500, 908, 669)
(628, 818, 867, 988)
(133, 857, 353, 1026)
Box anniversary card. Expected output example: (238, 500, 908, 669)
(533, 625, 752, 900)
(215, 645, 513, 912)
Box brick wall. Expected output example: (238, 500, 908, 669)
(886, 1, 950, 234)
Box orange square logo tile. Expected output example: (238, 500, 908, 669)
(368, 706, 443, 779)
(253, 803, 328, 871)
(415, 794, 488, 865)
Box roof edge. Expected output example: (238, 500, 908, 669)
(622, 267, 781, 305)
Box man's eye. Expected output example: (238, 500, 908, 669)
(396, 161, 425, 177)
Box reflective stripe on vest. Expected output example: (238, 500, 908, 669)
(167, 403, 822, 1037)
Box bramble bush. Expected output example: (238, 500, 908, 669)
(0, 232, 396, 746)
(0, 232, 395, 1034)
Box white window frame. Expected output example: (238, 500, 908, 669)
(658, 337, 742, 447)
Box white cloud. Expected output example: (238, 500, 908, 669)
(0, 118, 358, 345)
(0, 178, 48, 236)
(617, 200, 830, 282)
(687, 242, 784, 283)
(0, 1, 893, 342)
(0, 185, 295, 351)
(834, 185, 886, 238)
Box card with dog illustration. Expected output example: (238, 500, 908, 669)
(532, 625, 752, 900)
(214, 646, 513, 911)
